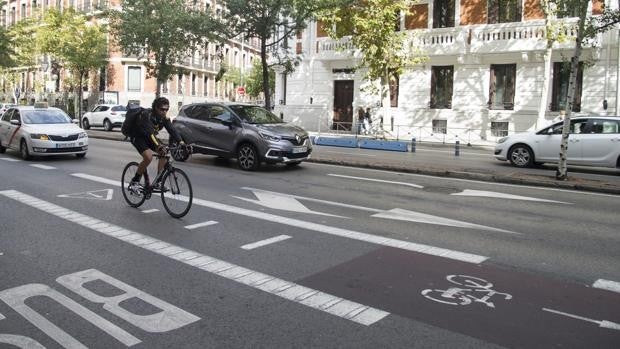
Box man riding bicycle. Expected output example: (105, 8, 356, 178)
(129, 97, 184, 190)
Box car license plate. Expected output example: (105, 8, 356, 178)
(292, 146, 307, 154)
(56, 142, 76, 148)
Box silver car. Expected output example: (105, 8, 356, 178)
(494, 116, 620, 168)
(172, 103, 312, 170)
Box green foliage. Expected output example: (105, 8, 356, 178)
(318, 0, 425, 83)
(246, 59, 274, 98)
(6, 16, 39, 68)
(222, 0, 344, 108)
(0, 27, 16, 68)
(108, 0, 224, 94)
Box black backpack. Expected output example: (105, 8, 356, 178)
(122, 104, 145, 137)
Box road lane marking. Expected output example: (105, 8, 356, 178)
(58, 189, 113, 201)
(308, 163, 620, 198)
(72, 173, 120, 186)
(451, 189, 571, 204)
(323, 150, 377, 157)
(0, 190, 389, 326)
(593, 279, 620, 294)
(542, 308, 620, 330)
(233, 190, 346, 217)
(184, 221, 218, 230)
(141, 209, 159, 214)
(328, 173, 424, 189)
(0, 157, 20, 162)
(30, 164, 56, 170)
(241, 235, 292, 250)
(71, 173, 488, 264)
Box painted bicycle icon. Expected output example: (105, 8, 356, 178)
(421, 275, 512, 308)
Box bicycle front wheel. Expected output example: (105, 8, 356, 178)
(161, 167, 193, 218)
(121, 162, 147, 208)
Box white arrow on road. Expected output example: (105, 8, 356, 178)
(543, 308, 620, 331)
(58, 189, 113, 201)
(372, 208, 520, 234)
(232, 190, 347, 218)
(451, 189, 570, 204)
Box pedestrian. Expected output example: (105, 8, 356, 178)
(357, 107, 365, 135)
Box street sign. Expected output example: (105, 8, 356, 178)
(237, 86, 246, 95)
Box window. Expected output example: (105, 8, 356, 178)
(551, 62, 583, 112)
(432, 119, 447, 134)
(191, 74, 196, 96)
(433, 0, 455, 28)
(591, 119, 620, 134)
(430, 66, 453, 109)
(177, 74, 183, 94)
(203, 76, 208, 96)
(389, 74, 399, 107)
(127, 66, 141, 92)
(491, 121, 509, 137)
(207, 106, 232, 124)
(488, 0, 521, 24)
(488, 64, 516, 110)
(188, 105, 210, 121)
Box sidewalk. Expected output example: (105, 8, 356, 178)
(87, 129, 620, 195)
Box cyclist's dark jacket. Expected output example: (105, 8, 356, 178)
(133, 108, 181, 149)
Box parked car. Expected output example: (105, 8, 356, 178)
(81, 104, 127, 131)
(0, 103, 17, 116)
(494, 116, 620, 168)
(172, 103, 312, 170)
(0, 103, 88, 160)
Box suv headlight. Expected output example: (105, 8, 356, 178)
(259, 132, 281, 142)
(31, 133, 49, 140)
(497, 136, 509, 144)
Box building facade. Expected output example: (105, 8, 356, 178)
(274, 0, 620, 144)
(0, 0, 260, 116)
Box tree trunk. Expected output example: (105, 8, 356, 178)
(537, 46, 552, 129)
(556, 3, 588, 180)
(78, 72, 84, 128)
(261, 38, 271, 110)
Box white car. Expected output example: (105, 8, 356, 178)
(0, 104, 88, 160)
(494, 116, 620, 168)
(81, 104, 127, 131)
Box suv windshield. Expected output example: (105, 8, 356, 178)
(230, 105, 283, 124)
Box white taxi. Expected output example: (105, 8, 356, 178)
(0, 103, 88, 160)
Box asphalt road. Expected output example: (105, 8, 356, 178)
(0, 137, 619, 348)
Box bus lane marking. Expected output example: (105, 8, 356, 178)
(0, 189, 389, 326)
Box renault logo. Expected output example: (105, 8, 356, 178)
(295, 134, 301, 143)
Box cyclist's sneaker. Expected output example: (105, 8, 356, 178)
(128, 180, 144, 195)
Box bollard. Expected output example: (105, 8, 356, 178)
(455, 137, 460, 156)
(411, 137, 416, 152)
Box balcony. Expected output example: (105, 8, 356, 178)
(313, 18, 596, 60)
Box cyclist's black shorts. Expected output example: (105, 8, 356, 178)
(131, 136, 156, 154)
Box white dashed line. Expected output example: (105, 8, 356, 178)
(593, 279, 620, 294)
(184, 221, 218, 230)
(241, 235, 291, 250)
(30, 164, 56, 170)
(327, 173, 424, 189)
(141, 209, 159, 214)
(0, 157, 20, 162)
(0, 190, 389, 326)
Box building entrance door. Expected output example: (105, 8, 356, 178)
(333, 80, 353, 131)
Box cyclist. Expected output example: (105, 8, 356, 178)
(129, 97, 184, 190)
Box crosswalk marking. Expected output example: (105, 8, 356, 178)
(0, 189, 390, 326)
(241, 235, 291, 250)
(593, 279, 620, 294)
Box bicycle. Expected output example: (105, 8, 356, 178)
(421, 275, 512, 308)
(121, 144, 193, 218)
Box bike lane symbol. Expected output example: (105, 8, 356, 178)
(421, 275, 512, 308)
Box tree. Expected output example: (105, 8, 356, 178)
(222, 0, 345, 110)
(108, 0, 223, 97)
(37, 8, 108, 123)
(556, 0, 620, 180)
(246, 58, 275, 99)
(0, 1, 15, 68)
(317, 0, 426, 125)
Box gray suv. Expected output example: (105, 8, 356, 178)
(172, 103, 312, 170)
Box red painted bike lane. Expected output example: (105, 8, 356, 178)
(299, 247, 620, 348)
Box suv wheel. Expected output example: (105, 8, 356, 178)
(103, 119, 112, 131)
(0, 140, 5, 153)
(82, 118, 90, 130)
(20, 139, 31, 160)
(237, 143, 260, 171)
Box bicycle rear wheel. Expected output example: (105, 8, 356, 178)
(121, 162, 147, 208)
(160, 167, 193, 218)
